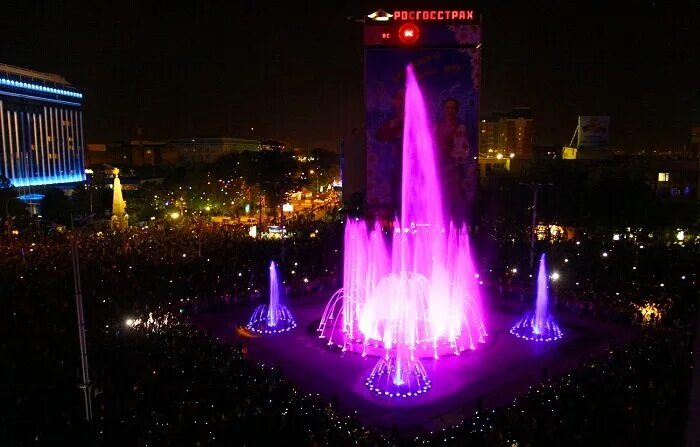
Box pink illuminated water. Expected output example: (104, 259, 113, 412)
(267, 261, 281, 327)
(534, 254, 548, 334)
(319, 65, 487, 375)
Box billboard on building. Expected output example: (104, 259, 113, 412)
(577, 116, 610, 149)
(364, 10, 481, 224)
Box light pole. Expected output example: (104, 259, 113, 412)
(71, 234, 93, 421)
(520, 182, 553, 269)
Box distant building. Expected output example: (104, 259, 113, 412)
(479, 108, 534, 158)
(171, 137, 261, 163)
(86, 141, 175, 167)
(691, 126, 700, 158)
(498, 107, 534, 158)
(86, 137, 261, 167)
(0, 63, 85, 187)
(260, 139, 287, 152)
(479, 114, 499, 154)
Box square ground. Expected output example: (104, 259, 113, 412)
(196, 296, 630, 435)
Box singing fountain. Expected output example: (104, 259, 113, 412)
(318, 65, 487, 398)
(510, 254, 563, 342)
(247, 261, 297, 334)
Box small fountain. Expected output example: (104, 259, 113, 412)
(365, 346, 432, 398)
(247, 261, 297, 334)
(510, 254, 563, 341)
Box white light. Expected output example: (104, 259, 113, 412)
(550, 272, 560, 281)
(612, 234, 620, 241)
(511, 268, 518, 273)
(676, 230, 685, 241)
(303, 278, 309, 283)
(660, 283, 664, 287)
(125, 318, 134, 327)
(496, 153, 504, 160)
(564, 258, 569, 263)
(602, 252, 609, 257)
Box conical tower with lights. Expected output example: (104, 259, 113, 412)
(110, 168, 129, 229)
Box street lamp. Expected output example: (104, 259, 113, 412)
(70, 232, 93, 421)
(520, 182, 553, 269)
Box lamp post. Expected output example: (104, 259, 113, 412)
(520, 182, 553, 269)
(71, 234, 93, 421)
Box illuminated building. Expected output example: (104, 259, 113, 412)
(497, 107, 534, 158)
(0, 63, 85, 187)
(479, 108, 534, 158)
(479, 114, 500, 154)
(259, 139, 287, 152)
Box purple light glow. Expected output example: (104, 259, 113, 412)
(247, 261, 297, 334)
(365, 353, 432, 399)
(510, 254, 563, 342)
(319, 65, 487, 397)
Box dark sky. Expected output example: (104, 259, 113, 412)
(1, 0, 696, 151)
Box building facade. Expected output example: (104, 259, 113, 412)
(172, 137, 261, 163)
(0, 63, 85, 187)
(86, 137, 262, 167)
(480, 108, 534, 158)
(479, 114, 500, 154)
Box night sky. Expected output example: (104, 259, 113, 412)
(1, 0, 696, 151)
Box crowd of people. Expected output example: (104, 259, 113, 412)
(2, 219, 697, 445)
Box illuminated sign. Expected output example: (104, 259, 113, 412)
(398, 23, 420, 44)
(393, 10, 474, 21)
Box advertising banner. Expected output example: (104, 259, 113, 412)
(365, 38, 480, 223)
(577, 116, 610, 149)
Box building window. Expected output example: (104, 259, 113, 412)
(658, 172, 670, 182)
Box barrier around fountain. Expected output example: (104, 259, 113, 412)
(365, 356, 432, 398)
(510, 311, 563, 342)
(246, 261, 297, 335)
(246, 303, 297, 334)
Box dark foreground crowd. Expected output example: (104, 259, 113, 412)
(2, 221, 698, 446)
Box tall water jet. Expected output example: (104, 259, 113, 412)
(247, 261, 297, 334)
(510, 254, 563, 342)
(318, 65, 487, 397)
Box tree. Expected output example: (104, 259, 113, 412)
(240, 149, 306, 225)
(40, 188, 71, 225)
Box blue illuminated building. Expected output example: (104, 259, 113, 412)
(0, 63, 85, 187)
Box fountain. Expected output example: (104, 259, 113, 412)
(247, 261, 297, 334)
(510, 254, 563, 342)
(318, 65, 487, 397)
